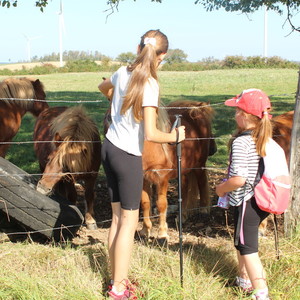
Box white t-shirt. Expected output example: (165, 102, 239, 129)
(106, 66, 159, 156)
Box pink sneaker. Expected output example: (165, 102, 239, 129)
(108, 288, 131, 300)
(108, 280, 139, 300)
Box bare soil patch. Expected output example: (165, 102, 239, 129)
(0, 62, 63, 71)
(71, 170, 284, 248)
(0, 169, 283, 247)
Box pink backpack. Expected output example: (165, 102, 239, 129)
(254, 138, 291, 214)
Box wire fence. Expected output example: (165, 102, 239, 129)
(0, 92, 296, 240)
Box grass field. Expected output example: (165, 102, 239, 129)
(0, 68, 298, 173)
(0, 69, 299, 300)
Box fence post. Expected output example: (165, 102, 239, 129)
(284, 68, 300, 237)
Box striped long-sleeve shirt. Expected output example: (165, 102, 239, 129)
(227, 134, 260, 206)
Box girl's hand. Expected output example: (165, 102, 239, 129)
(216, 182, 226, 197)
(171, 125, 185, 143)
(216, 176, 245, 197)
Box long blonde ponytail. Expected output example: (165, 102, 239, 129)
(121, 29, 168, 121)
(252, 111, 273, 156)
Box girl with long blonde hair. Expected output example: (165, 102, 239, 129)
(99, 29, 185, 299)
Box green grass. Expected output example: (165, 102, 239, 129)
(0, 69, 299, 299)
(1, 69, 297, 173)
(0, 233, 299, 299)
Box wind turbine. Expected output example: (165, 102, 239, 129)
(23, 34, 41, 62)
(263, 5, 268, 59)
(58, 0, 66, 67)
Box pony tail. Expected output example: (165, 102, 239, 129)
(252, 112, 273, 157)
(121, 29, 168, 121)
(122, 42, 158, 121)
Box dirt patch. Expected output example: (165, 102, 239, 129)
(0, 62, 63, 71)
(71, 170, 284, 248)
(0, 170, 283, 247)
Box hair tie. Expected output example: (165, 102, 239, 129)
(144, 37, 156, 46)
(263, 111, 268, 115)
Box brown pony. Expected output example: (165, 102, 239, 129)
(140, 100, 217, 241)
(0, 77, 48, 157)
(33, 106, 101, 230)
(273, 110, 293, 164)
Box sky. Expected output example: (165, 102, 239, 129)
(0, 0, 299, 63)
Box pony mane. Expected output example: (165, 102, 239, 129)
(157, 101, 171, 132)
(0, 77, 40, 109)
(50, 106, 99, 173)
(168, 100, 214, 122)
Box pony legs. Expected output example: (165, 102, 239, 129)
(156, 179, 169, 240)
(84, 177, 97, 230)
(181, 168, 211, 222)
(196, 168, 211, 214)
(140, 180, 153, 240)
(140, 178, 169, 241)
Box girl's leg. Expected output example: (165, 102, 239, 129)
(234, 198, 269, 295)
(108, 202, 122, 279)
(241, 252, 267, 290)
(112, 208, 139, 293)
(236, 251, 253, 292)
(237, 250, 250, 280)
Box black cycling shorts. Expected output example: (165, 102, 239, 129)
(234, 197, 269, 255)
(101, 138, 143, 210)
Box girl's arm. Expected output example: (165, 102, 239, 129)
(143, 106, 185, 143)
(215, 176, 246, 197)
(98, 78, 114, 100)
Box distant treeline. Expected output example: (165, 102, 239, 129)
(31, 50, 110, 62)
(0, 51, 299, 76)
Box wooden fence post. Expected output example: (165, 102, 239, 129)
(285, 69, 300, 237)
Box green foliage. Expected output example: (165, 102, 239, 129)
(116, 52, 136, 64)
(32, 50, 111, 63)
(2, 1, 300, 31)
(195, 0, 300, 14)
(164, 49, 188, 64)
(1, 0, 48, 11)
(222, 55, 299, 69)
(160, 55, 299, 71)
(61, 60, 100, 73)
(1, 55, 297, 77)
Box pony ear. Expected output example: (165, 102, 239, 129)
(54, 132, 62, 148)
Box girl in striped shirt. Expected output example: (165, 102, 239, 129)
(216, 89, 272, 300)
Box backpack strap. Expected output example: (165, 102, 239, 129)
(236, 130, 252, 138)
(254, 157, 264, 186)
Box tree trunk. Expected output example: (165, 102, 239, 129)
(285, 69, 300, 237)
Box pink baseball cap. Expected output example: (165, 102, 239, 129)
(225, 88, 271, 119)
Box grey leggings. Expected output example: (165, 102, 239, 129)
(101, 138, 143, 210)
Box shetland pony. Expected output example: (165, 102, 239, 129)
(273, 110, 293, 164)
(33, 106, 101, 230)
(0, 77, 48, 157)
(140, 100, 217, 241)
